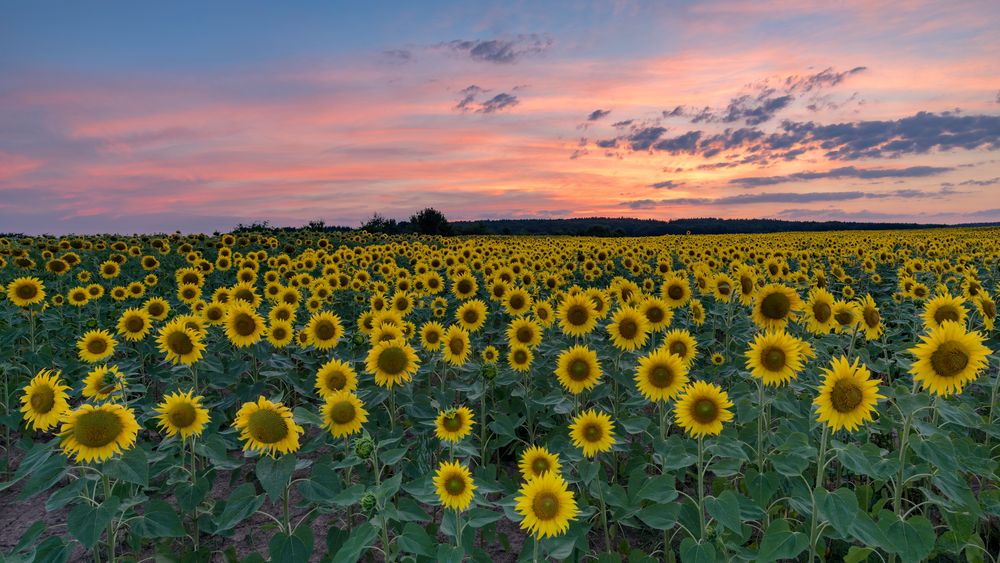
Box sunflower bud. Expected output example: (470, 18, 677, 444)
(360, 491, 377, 512)
(481, 364, 497, 381)
(353, 436, 375, 459)
(86, 318, 97, 328)
(352, 333, 366, 347)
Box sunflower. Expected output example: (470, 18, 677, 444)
(155, 389, 210, 439)
(508, 345, 535, 372)
(812, 355, 884, 432)
(116, 308, 151, 342)
(519, 445, 562, 480)
(157, 319, 206, 365)
(82, 365, 127, 401)
(419, 321, 445, 351)
(751, 284, 803, 330)
(515, 471, 578, 539)
(20, 369, 70, 431)
(304, 311, 343, 350)
(745, 330, 806, 387)
(7, 277, 46, 307)
(77, 329, 117, 363)
(507, 317, 543, 348)
(481, 345, 499, 364)
(673, 381, 734, 438)
(831, 300, 862, 333)
(640, 297, 673, 331)
(442, 325, 471, 366)
(366, 338, 420, 389)
(312, 359, 357, 398)
(452, 274, 478, 300)
(224, 301, 266, 347)
(144, 297, 171, 320)
(269, 303, 296, 324)
(504, 287, 533, 316)
(558, 293, 598, 337)
(569, 409, 616, 458)
(59, 403, 140, 463)
(607, 306, 649, 351)
(67, 287, 89, 307)
(858, 294, 884, 340)
(202, 301, 227, 325)
(803, 288, 836, 334)
(434, 460, 476, 512)
(922, 294, 967, 331)
(711, 273, 736, 303)
(634, 348, 689, 403)
(533, 301, 555, 327)
(977, 295, 996, 331)
(735, 266, 758, 305)
(554, 345, 602, 395)
(322, 391, 368, 438)
(661, 329, 698, 367)
(661, 274, 692, 308)
(455, 299, 488, 332)
(233, 396, 303, 456)
(711, 353, 725, 365)
(909, 321, 991, 396)
(266, 320, 294, 348)
(689, 299, 706, 327)
(435, 406, 476, 442)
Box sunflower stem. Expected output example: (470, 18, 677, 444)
(282, 481, 291, 534)
(532, 538, 540, 563)
(697, 436, 706, 541)
(596, 475, 612, 551)
(808, 426, 829, 563)
(102, 472, 116, 563)
(756, 378, 766, 474)
(190, 437, 200, 552)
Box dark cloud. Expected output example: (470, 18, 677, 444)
(595, 139, 617, 148)
(382, 49, 412, 63)
(611, 119, 634, 128)
(663, 67, 866, 126)
(588, 109, 611, 121)
(619, 185, 963, 210)
(609, 111, 1000, 161)
(729, 165, 953, 188)
(995, 90, 1000, 104)
(454, 86, 518, 114)
(442, 34, 552, 64)
(784, 67, 867, 92)
(956, 176, 1000, 186)
(479, 93, 519, 113)
(721, 92, 794, 126)
(649, 180, 683, 189)
(627, 127, 667, 150)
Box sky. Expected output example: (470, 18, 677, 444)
(1, 0, 999, 234)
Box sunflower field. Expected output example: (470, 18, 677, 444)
(1, 228, 998, 562)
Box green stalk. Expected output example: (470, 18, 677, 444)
(102, 472, 116, 563)
(808, 426, 829, 563)
(697, 436, 706, 540)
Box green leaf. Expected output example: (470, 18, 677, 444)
(269, 526, 314, 563)
(213, 483, 265, 532)
(843, 546, 873, 563)
(818, 487, 859, 537)
(0, 440, 54, 493)
(30, 536, 74, 563)
(466, 507, 503, 528)
(756, 518, 808, 562)
(138, 499, 186, 537)
(18, 452, 67, 500)
(879, 514, 935, 562)
(330, 522, 378, 562)
(636, 475, 678, 503)
(106, 446, 149, 487)
(380, 447, 408, 465)
(68, 497, 121, 548)
(10, 521, 46, 554)
(705, 489, 742, 534)
(744, 469, 779, 507)
(256, 454, 297, 502)
(396, 522, 436, 556)
(176, 479, 210, 512)
(679, 537, 717, 563)
(769, 452, 810, 477)
(636, 504, 680, 530)
(394, 496, 431, 522)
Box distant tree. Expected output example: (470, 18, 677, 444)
(361, 213, 400, 234)
(408, 207, 453, 236)
(306, 219, 326, 231)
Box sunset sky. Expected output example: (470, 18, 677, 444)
(2, 0, 999, 234)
